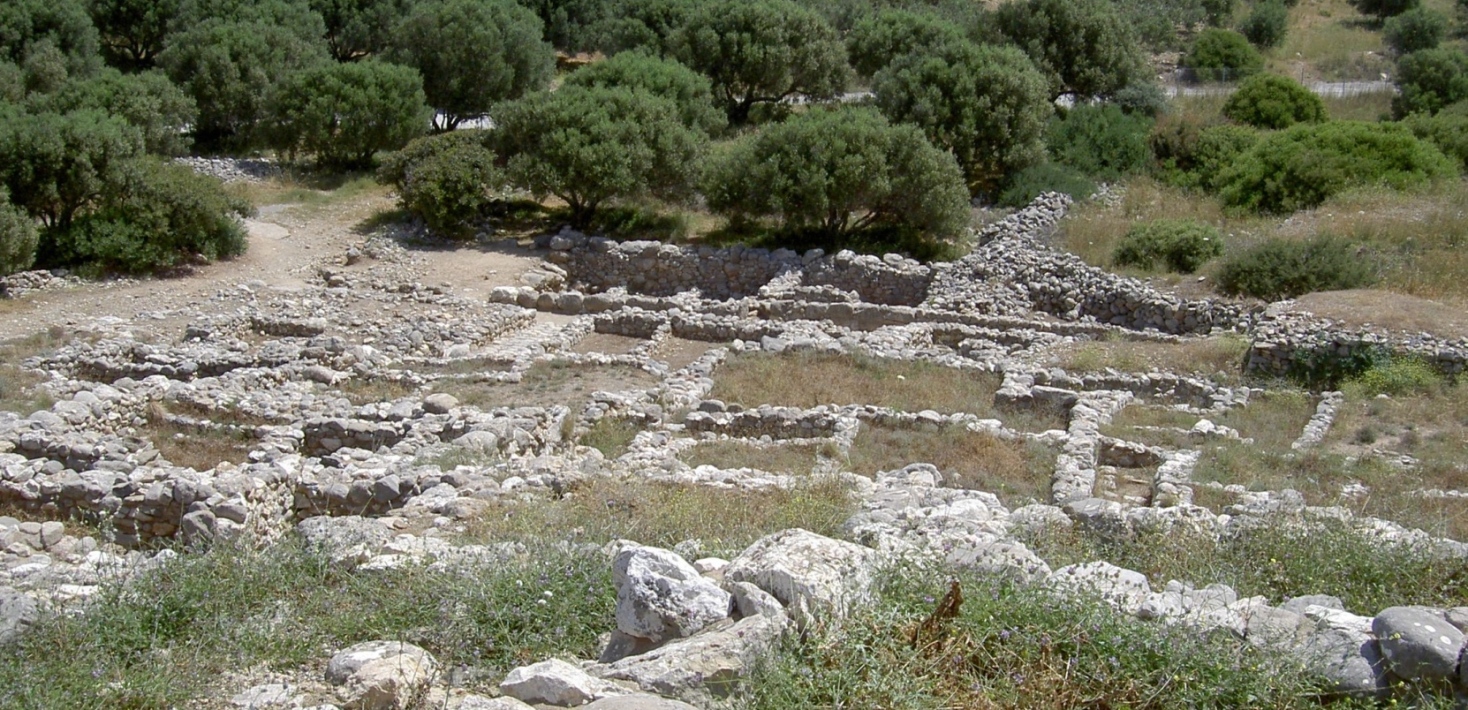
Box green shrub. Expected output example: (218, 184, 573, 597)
(1113, 219, 1224, 273)
(0, 109, 142, 231)
(1046, 103, 1154, 181)
(703, 107, 970, 242)
(1392, 48, 1468, 118)
(1348, 0, 1420, 20)
(1217, 236, 1376, 300)
(397, 142, 503, 239)
(996, 162, 1096, 208)
(669, 0, 849, 124)
(30, 68, 197, 156)
(376, 129, 493, 191)
(874, 42, 1051, 194)
(1152, 119, 1261, 191)
(561, 51, 724, 135)
(1111, 81, 1169, 117)
(264, 60, 430, 169)
(495, 86, 704, 227)
(1347, 357, 1445, 396)
(49, 158, 250, 274)
(1219, 120, 1455, 213)
(1221, 73, 1325, 129)
(1185, 28, 1263, 82)
(387, 0, 555, 130)
(0, 189, 39, 275)
(993, 0, 1147, 99)
(584, 0, 695, 56)
(845, 8, 967, 78)
(311, 0, 417, 61)
(1238, 0, 1288, 48)
(1403, 103, 1468, 170)
(1384, 7, 1446, 54)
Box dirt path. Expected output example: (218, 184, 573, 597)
(0, 190, 545, 342)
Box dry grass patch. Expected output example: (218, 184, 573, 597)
(328, 377, 417, 405)
(225, 173, 383, 211)
(680, 440, 830, 474)
(143, 403, 257, 471)
(435, 361, 659, 411)
(0, 328, 73, 415)
(1058, 177, 1256, 272)
(711, 352, 1069, 430)
(1054, 333, 1249, 382)
(1321, 91, 1393, 122)
(462, 475, 856, 555)
(1270, 0, 1387, 82)
(580, 417, 641, 459)
(413, 357, 515, 377)
(1104, 390, 1316, 450)
(1285, 290, 1468, 340)
(846, 424, 1056, 506)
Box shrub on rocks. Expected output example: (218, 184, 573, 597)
(494, 86, 703, 228)
(1219, 121, 1456, 214)
(1184, 29, 1263, 82)
(1221, 73, 1326, 130)
(264, 60, 430, 169)
(1112, 219, 1224, 274)
(702, 107, 970, 244)
(1216, 235, 1376, 301)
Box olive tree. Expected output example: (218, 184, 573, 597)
(160, 21, 329, 150)
(562, 51, 724, 134)
(0, 109, 141, 231)
(993, 0, 1145, 100)
(517, 0, 612, 51)
(172, 0, 327, 44)
(846, 9, 967, 79)
(873, 41, 1051, 195)
(493, 86, 704, 226)
(670, 0, 850, 124)
(309, 0, 415, 61)
(1221, 73, 1325, 129)
(265, 60, 429, 168)
(0, 0, 102, 79)
(30, 68, 197, 155)
(702, 107, 970, 242)
(88, 0, 181, 70)
(1383, 7, 1447, 55)
(585, 0, 693, 56)
(388, 0, 554, 130)
(0, 188, 39, 275)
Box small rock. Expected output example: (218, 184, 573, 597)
(423, 393, 458, 415)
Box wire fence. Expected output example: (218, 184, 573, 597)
(1164, 68, 1395, 98)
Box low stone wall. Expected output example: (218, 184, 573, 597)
(1247, 314, 1468, 381)
(545, 234, 932, 306)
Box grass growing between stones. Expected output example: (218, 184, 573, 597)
(846, 424, 1055, 507)
(580, 417, 641, 459)
(1021, 515, 1468, 615)
(1103, 390, 1316, 450)
(1054, 333, 1251, 383)
(680, 440, 830, 474)
(328, 377, 417, 406)
(142, 417, 257, 472)
(711, 352, 1066, 431)
(434, 361, 659, 411)
(744, 565, 1375, 710)
(0, 328, 70, 415)
(0, 541, 613, 709)
(463, 476, 855, 557)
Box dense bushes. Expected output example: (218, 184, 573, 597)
(1221, 73, 1325, 129)
(996, 163, 1095, 208)
(1403, 101, 1468, 170)
(311, 0, 415, 62)
(993, 0, 1146, 99)
(669, 0, 849, 124)
(1238, 0, 1288, 49)
(494, 86, 703, 227)
(1219, 121, 1455, 213)
(0, 109, 141, 231)
(1383, 7, 1446, 54)
(0, 189, 39, 275)
(702, 107, 970, 243)
(561, 51, 724, 135)
(1045, 103, 1153, 181)
(874, 42, 1051, 194)
(264, 60, 428, 169)
(846, 9, 966, 79)
(1392, 48, 1468, 118)
(29, 68, 197, 156)
(1185, 28, 1263, 82)
(50, 157, 250, 273)
(389, 134, 503, 239)
(1217, 236, 1376, 300)
(1113, 219, 1224, 273)
(1152, 119, 1262, 191)
(388, 0, 554, 130)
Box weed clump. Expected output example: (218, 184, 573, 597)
(1217, 236, 1376, 301)
(1112, 219, 1223, 273)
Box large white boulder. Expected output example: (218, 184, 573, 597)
(722, 529, 875, 629)
(614, 546, 732, 644)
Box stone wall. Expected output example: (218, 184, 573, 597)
(1246, 313, 1468, 381)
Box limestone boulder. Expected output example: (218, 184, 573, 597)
(613, 546, 731, 645)
(722, 529, 875, 629)
(1372, 607, 1465, 683)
